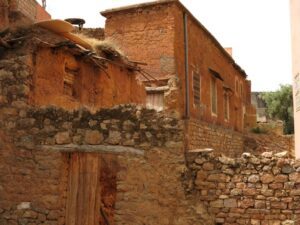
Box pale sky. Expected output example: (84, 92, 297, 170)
(37, 0, 292, 92)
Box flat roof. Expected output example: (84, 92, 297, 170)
(101, 0, 247, 78)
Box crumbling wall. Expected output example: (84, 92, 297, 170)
(0, 56, 212, 224)
(244, 133, 295, 158)
(188, 119, 244, 157)
(186, 150, 300, 225)
(30, 47, 146, 110)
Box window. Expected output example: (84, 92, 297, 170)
(211, 77, 217, 115)
(64, 65, 79, 98)
(193, 71, 201, 108)
(235, 78, 239, 94)
(146, 92, 164, 111)
(240, 81, 243, 98)
(224, 93, 230, 120)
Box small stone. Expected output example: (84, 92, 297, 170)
(210, 200, 223, 208)
(219, 156, 235, 166)
(242, 152, 252, 158)
(123, 120, 135, 131)
(248, 175, 259, 183)
(106, 130, 122, 145)
(55, 132, 71, 145)
(249, 156, 260, 165)
(223, 168, 235, 175)
(251, 219, 260, 225)
(84, 130, 103, 145)
(282, 220, 295, 225)
(239, 198, 254, 208)
(219, 195, 229, 199)
(17, 202, 31, 210)
(88, 120, 98, 127)
(231, 188, 242, 196)
(261, 174, 274, 183)
(261, 151, 273, 158)
(274, 151, 288, 158)
(254, 200, 266, 209)
(195, 158, 206, 165)
(282, 165, 294, 174)
(202, 162, 214, 171)
(224, 198, 237, 208)
(289, 173, 300, 183)
(274, 175, 288, 183)
(23, 210, 38, 219)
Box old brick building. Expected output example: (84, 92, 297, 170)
(1, 1, 298, 225)
(101, 0, 256, 156)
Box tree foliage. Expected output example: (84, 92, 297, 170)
(261, 85, 294, 134)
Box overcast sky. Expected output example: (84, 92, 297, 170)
(37, 0, 292, 92)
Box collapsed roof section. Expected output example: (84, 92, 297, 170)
(0, 20, 148, 74)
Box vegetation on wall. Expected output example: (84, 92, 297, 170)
(261, 84, 294, 134)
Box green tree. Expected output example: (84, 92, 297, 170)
(261, 85, 294, 134)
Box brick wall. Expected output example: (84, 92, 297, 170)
(8, 0, 50, 23)
(188, 118, 244, 157)
(36, 2, 51, 21)
(186, 151, 300, 225)
(103, 2, 177, 81)
(102, 1, 256, 132)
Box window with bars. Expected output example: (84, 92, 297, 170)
(193, 71, 201, 108)
(211, 77, 217, 115)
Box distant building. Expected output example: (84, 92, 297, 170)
(290, 0, 300, 158)
(251, 92, 267, 123)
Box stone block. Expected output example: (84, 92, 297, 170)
(84, 130, 103, 145)
(55, 131, 71, 144)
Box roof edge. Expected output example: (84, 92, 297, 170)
(100, 0, 247, 78)
(100, 0, 177, 16)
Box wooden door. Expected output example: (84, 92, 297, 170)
(66, 153, 101, 225)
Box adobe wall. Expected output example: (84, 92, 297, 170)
(103, 2, 177, 81)
(0, 56, 212, 225)
(188, 119, 244, 157)
(173, 4, 250, 132)
(186, 151, 300, 225)
(31, 48, 146, 110)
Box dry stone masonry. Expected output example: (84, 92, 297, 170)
(186, 150, 300, 225)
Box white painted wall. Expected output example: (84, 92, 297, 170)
(290, 0, 300, 158)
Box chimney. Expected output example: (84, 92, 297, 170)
(225, 47, 233, 57)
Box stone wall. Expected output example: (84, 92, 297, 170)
(186, 150, 300, 225)
(0, 56, 212, 224)
(188, 119, 244, 157)
(244, 133, 295, 158)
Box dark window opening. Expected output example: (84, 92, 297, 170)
(193, 71, 201, 108)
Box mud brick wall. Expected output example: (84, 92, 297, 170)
(0, 56, 212, 224)
(186, 151, 300, 225)
(188, 119, 244, 157)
